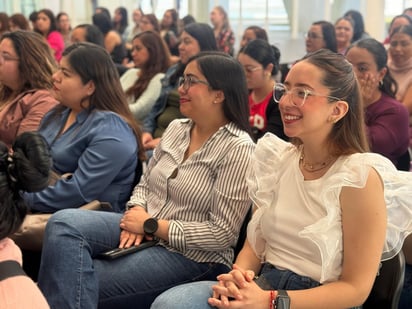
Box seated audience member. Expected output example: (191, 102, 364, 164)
(37, 52, 256, 309)
(70, 24, 104, 46)
(237, 39, 286, 141)
(346, 39, 409, 168)
(121, 31, 171, 121)
(239, 25, 268, 50)
(95, 6, 111, 20)
(383, 14, 412, 48)
(23, 43, 145, 213)
(140, 14, 160, 33)
(28, 11, 38, 30)
(388, 24, 412, 111)
(179, 14, 196, 31)
(404, 7, 412, 18)
(210, 6, 235, 56)
(335, 16, 354, 54)
(151, 49, 412, 309)
(35, 9, 65, 61)
(0, 30, 58, 148)
(8, 13, 30, 31)
(142, 23, 217, 153)
(113, 6, 129, 43)
(305, 20, 337, 53)
(0, 132, 51, 309)
(343, 9, 370, 42)
(388, 24, 412, 147)
(160, 9, 180, 56)
(92, 12, 128, 75)
(125, 8, 144, 51)
(0, 13, 10, 36)
(56, 12, 72, 48)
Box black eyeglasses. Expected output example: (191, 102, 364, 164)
(178, 76, 210, 91)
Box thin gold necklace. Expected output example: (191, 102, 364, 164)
(300, 151, 334, 173)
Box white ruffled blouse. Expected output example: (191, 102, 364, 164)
(246, 133, 412, 283)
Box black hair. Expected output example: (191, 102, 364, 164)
(36, 9, 58, 36)
(170, 23, 218, 87)
(92, 12, 113, 35)
(188, 51, 253, 137)
(312, 20, 337, 52)
(0, 132, 51, 239)
(347, 38, 398, 98)
(74, 24, 104, 47)
(344, 10, 366, 42)
(239, 39, 280, 76)
(114, 6, 129, 34)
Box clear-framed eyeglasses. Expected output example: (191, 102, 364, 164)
(304, 32, 323, 40)
(178, 76, 210, 91)
(273, 83, 341, 107)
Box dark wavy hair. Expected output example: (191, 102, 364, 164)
(0, 30, 56, 101)
(0, 132, 51, 239)
(35, 9, 58, 36)
(125, 31, 171, 100)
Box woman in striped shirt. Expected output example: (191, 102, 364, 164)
(37, 51, 256, 309)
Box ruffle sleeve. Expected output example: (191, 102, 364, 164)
(300, 152, 412, 282)
(246, 133, 296, 259)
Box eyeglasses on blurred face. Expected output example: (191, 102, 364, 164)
(305, 32, 323, 40)
(0, 53, 19, 64)
(178, 76, 210, 91)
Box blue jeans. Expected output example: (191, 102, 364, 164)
(37, 209, 229, 309)
(151, 263, 362, 309)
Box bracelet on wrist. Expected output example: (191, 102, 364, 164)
(269, 290, 276, 309)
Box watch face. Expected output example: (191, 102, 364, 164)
(144, 218, 158, 235)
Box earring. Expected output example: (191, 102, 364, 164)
(379, 80, 383, 87)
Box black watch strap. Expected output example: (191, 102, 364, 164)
(273, 290, 290, 309)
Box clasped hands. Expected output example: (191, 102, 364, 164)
(119, 206, 151, 248)
(208, 264, 269, 309)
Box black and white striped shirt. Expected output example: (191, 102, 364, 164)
(127, 119, 255, 267)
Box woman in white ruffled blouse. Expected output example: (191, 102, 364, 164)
(151, 49, 412, 309)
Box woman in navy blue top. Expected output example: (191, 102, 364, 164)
(24, 42, 145, 213)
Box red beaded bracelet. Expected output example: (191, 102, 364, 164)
(269, 290, 276, 309)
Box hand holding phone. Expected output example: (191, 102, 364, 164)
(99, 240, 158, 260)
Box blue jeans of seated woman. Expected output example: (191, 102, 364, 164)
(151, 263, 362, 309)
(37, 209, 229, 309)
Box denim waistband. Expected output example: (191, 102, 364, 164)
(255, 263, 362, 309)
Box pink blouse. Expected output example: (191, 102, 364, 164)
(0, 238, 49, 308)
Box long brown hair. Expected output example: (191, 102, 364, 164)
(0, 30, 56, 101)
(295, 49, 369, 155)
(125, 31, 170, 100)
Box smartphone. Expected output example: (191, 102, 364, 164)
(99, 240, 158, 260)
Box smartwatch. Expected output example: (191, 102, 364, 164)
(273, 290, 290, 309)
(143, 218, 158, 236)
